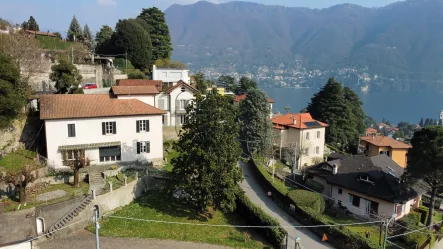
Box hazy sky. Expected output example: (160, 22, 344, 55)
(0, 0, 403, 33)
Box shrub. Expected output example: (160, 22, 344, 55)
(305, 178, 325, 193)
(235, 191, 287, 247)
(254, 159, 289, 195)
(398, 211, 421, 228)
(287, 189, 325, 214)
(417, 206, 429, 225)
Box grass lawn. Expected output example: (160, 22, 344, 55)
(1, 181, 89, 212)
(0, 150, 39, 173)
(92, 191, 271, 249)
(162, 150, 179, 172)
(36, 36, 81, 50)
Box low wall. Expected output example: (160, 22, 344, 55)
(35, 197, 84, 229)
(0, 208, 36, 245)
(1, 242, 31, 249)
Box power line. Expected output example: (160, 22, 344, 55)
(386, 240, 408, 249)
(108, 215, 382, 228)
(26, 124, 44, 150)
(387, 220, 443, 239)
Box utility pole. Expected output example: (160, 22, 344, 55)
(94, 205, 100, 249)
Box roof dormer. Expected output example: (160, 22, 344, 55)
(358, 174, 374, 185)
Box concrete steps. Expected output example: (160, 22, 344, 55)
(88, 172, 105, 195)
(46, 195, 93, 238)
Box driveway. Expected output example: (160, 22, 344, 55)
(239, 161, 334, 249)
(35, 230, 233, 249)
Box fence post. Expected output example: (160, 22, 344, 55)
(109, 181, 113, 192)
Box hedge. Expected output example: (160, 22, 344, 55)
(287, 190, 325, 215)
(248, 158, 378, 249)
(305, 179, 325, 193)
(236, 191, 287, 247)
(417, 206, 429, 225)
(254, 159, 289, 195)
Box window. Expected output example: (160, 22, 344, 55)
(338, 188, 342, 195)
(102, 122, 116, 135)
(306, 132, 310, 140)
(136, 120, 150, 133)
(315, 146, 320, 154)
(179, 115, 185, 125)
(179, 99, 187, 110)
(317, 131, 321, 138)
(64, 150, 84, 162)
(349, 194, 361, 207)
(99, 146, 121, 162)
(137, 141, 150, 154)
(304, 148, 309, 155)
(67, 124, 76, 137)
(359, 175, 373, 183)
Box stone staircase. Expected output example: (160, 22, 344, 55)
(88, 171, 106, 194)
(46, 194, 93, 238)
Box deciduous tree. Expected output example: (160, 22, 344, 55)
(138, 7, 173, 61)
(67, 16, 83, 42)
(171, 94, 242, 213)
(62, 149, 89, 186)
(406, 126, 443, 227)
(1, 164, 40, 203)
(239, 89, 272, 155)
(112, 19, 152, 70)
(95, 25, 113, 54)
(155, 58, 187, 69)
(50, 58, 83, 94)
(193, 72, 209, 93)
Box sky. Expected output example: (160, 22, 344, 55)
(0, 0, 403, 33)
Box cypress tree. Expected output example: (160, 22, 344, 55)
(27, 16, 39, 31)
(67, 16, 83, 42)
(83, 24, 93, 49)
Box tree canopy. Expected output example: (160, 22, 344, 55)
(0, 18, 9, 30)
(171, 94, 243, 212)
(155, 58, 187, 69)
(307, 77, 365, 153)
(50, 58, 83, 94)
(193, 72, 210, 93)
(406, 126, 443, 227)
(95, 25, 113, 54)
(138, 7, 173, 61)
(67, 16, 83, 42)
(218, 75, 236, 92)
(0, 53, 24, 128)
(239, 89, 273, 155)
(238, 77, 257, 94)
(112, 19, 152, 70)
(22, 16, 39, 31)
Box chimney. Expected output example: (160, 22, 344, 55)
(291, 116, 296, 125)
(332, 164, 338, 175)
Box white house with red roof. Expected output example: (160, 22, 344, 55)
(272, 113, 328, 168)
(40, 94, 165, 169)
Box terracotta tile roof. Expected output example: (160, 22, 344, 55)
(25, 30, 57, 37)
(272, 113, 328, 129)
(111, 85, 159, 95)
(360, 135, 412, 149)
(165, 80, 198, 94)
(233, 93, 275, 103)
(366, 128, 377, 133)
(40, 94, 165, 120)
(118, 79, 162, 91)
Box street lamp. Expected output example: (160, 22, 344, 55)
(382, 213, 397, 249)
(175, 86, 186, 135)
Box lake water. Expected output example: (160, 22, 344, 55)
(263, 88, 443, 124)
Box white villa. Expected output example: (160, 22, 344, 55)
(152, 65, 190, 87)
(117, 79, 198, 127)
(272, 113, 328, 168)
(40, 94, 165, 169)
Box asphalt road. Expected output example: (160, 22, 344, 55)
(239, 161, 335, 249)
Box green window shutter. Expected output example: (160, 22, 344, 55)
(136, 120, 140, 133)
(146, 141, 150, 153)
(146, 120, 150, 132)
(113, 122, 117, 134)
(102, 122, 105, 135)
(136, 142, 140, 154)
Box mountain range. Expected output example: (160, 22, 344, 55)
(165, 0, 443, 90)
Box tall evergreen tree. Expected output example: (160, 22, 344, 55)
(406, 126, 443, 227)
(82, 24, 93, 49)
(112, 19, 152, 70)
(26, 16, 39, 31)
(218, 75, 236, 92)
(419, 118, 424, 127)
(307, 77, 363, 153)
(239, 89, 273, 155)
(425, 118, 430, 126)
(344, 87, 366, 136)
(0, 53, 24, 128)
(67, 16, 83, 42)
(171, 94, 242, 212)
(238, 77, 257, 94)
(194, 72, 208, 93)
(20, 21, 29, 30)
(138, 7, 173, 61)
